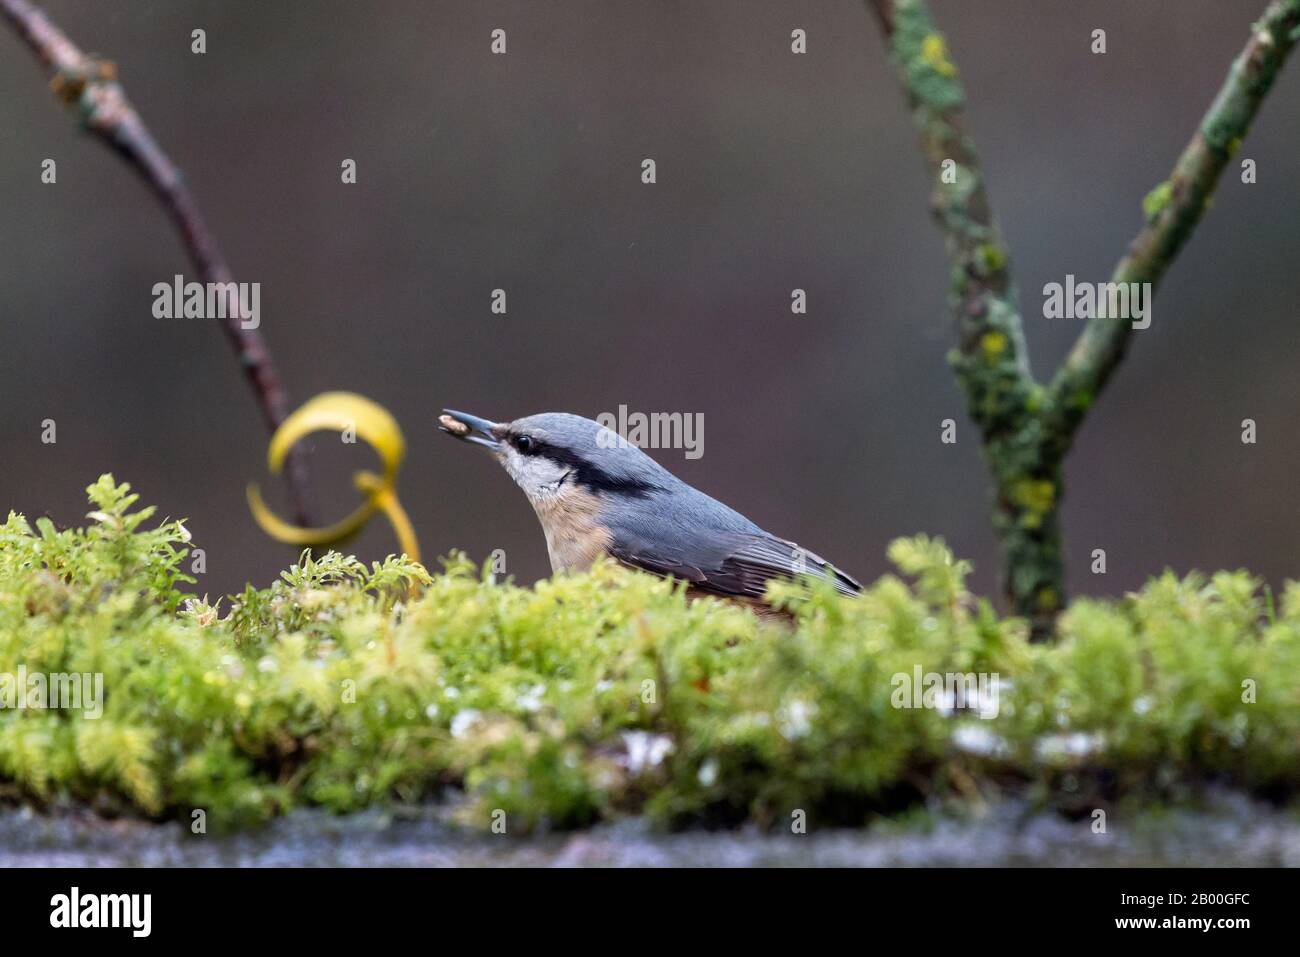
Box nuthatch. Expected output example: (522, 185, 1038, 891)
(439, 410, 861, 613)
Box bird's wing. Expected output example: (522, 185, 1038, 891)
(608, 527, 862, 601)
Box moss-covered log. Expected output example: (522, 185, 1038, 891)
(4, 477, 1300, 832)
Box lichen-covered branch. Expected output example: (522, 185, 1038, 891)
(866, 0, 1033, 424)
(1045, 0, 1300, 447)
(868, 0, 1300, 639)
(867, 0, 1062, 637)
(0, 0, 315, 524)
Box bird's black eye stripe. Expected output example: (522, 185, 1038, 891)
(506, 432, 662, 498)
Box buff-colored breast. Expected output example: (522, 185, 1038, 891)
(530, 485, 613, 572)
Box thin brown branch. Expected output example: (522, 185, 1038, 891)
(866, 0, 895, 35)
(1, 0, 314, 523)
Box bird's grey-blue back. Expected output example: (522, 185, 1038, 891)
(511, 412, 765, 534)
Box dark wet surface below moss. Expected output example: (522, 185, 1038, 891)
(3, 793, 1297, 866)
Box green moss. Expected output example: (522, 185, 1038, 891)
(976, 243, 1007, 276)
(4, 478, 1300, 832)
(1142, 180, 1174, 223)
(979, 331, 1007, 360)
(890, 1, 965, 112)
(920, 34, 957, 77)
(1010, 478, 1055, 514)
(1024, 385, 1045, 414)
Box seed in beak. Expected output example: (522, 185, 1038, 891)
(439, 414, 470, 437)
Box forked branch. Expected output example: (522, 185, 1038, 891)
(867, 0, 1300, 635)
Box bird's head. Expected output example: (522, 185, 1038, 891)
(439, 409, 667, 506)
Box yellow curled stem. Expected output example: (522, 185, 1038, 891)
(248, 392, 420, 561)
(246, 484, 379, 549)
(354, 472, 420, 562)
(266, 392, 405, 483)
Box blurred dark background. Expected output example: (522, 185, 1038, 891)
(2, 0, 1298, 605)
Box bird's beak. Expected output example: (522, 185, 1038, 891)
(439, 409, 502, 451)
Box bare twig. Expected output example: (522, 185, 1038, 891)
(1, 0, 314, 523)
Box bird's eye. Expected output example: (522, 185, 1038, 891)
(514, 434, 534, 454)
